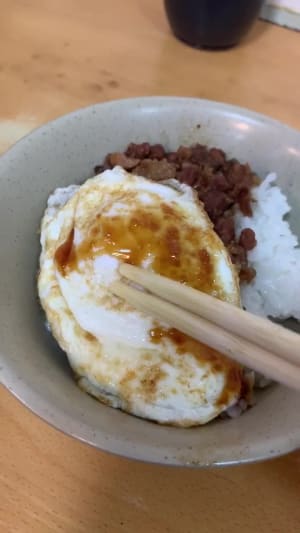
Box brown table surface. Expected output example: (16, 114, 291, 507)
(1, 1, 300, 532)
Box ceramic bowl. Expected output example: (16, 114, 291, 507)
(1, 97, 300, 466)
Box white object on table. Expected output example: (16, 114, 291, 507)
(261, 0, 300, 30)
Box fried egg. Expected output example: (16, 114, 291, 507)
(38, 167, 242, 427)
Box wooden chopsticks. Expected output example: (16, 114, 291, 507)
(111, 264, 300, 392)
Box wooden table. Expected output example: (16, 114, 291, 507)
(1, 2, 300, 532)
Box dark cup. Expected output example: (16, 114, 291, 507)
(164, 0, 265, 49)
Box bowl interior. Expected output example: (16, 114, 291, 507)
(1, 97, 300, 466)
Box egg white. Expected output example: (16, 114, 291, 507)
(38, 167, 241, 426)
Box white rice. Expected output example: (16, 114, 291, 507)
(47, 174, 300, 321)
(236, 173, 300, 320)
